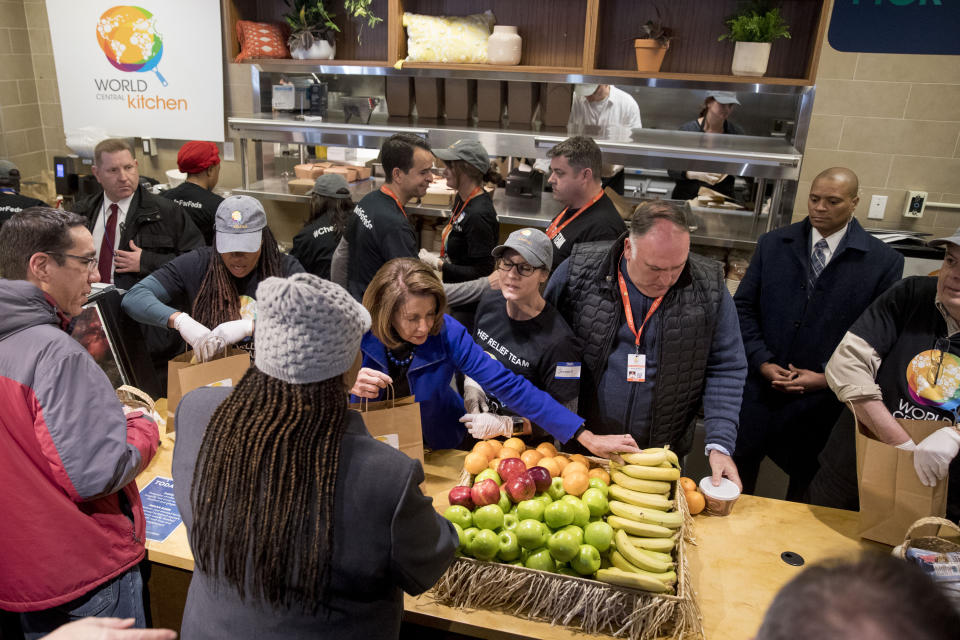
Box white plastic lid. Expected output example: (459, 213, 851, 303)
(699, 477, 741, 500)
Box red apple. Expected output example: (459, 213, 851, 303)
(527, 466, 552, 493)
(448, 485, 475, 510)
(471, 478, 501, 507)
(506, 473, 536, 503)
(498, 457, 528, 484)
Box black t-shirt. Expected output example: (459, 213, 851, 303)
(291, 212, 342, 280)
(441, 191, 499, 284)
(0, 191, 47, 226)
(345, 188, 417, 301)
(548, 192, 626, 270)
(161, 182, 223, 246)
(472, 289, 582, 429)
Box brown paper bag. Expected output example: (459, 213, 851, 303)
(350, 393, 424, 466)
(166, 348, 250, 431)
(855, 413, 949, 546)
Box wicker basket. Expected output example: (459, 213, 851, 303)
(893, 517, 960, 557)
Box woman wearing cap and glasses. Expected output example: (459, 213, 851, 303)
(291, 173, 355, 281)
(460, 228, 583, 446)
(122, 195, 304, 372)
(172, 273, 457, 639)
(669, 91, 746, 202)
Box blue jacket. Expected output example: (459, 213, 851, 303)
(356, 315, 584, 450)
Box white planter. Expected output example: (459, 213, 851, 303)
(291, 40, 336, 60)
(731, 41, 771, 77)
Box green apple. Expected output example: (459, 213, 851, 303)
(516, 499, 545, 522)
(581, 487, 609, 518)
(543, 500, 575, 529)
(497, 488, 512, 513)
(473, 504, 504, 530)
(561, 525, 584, 545)
(556, 564, 579, 577)
(443, 505, 472, 530)
(516, 519, 549, 550)
(452, 522, 465, 551)
(462, 527, 479, 552)
(475, 469, 502, 486)
(547, 476, 566, 501)
(525, 547, 556, 572)
(561, 496, 590, 528)
(534, 492, 553, 506)
(547, 529, 580, 563)
(588, 477, 609, 498)
(570, 544, 602, 575)
(502, 513, 519, 531)
(583, 521, 614, 552)
(498, 530, 521, 562)
(470, 528, 501, 561)
(509, 561, 525, 567)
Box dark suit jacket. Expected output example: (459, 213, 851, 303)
(733, 217, 903, 462)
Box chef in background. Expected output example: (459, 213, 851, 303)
(670, 91, 745, 201)
(568, 84, 643, 130)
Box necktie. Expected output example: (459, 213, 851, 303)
(98, 203, 118, 284)
(808, 238, 828, 294)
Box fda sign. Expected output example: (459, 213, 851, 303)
(828, 0, 960, 54)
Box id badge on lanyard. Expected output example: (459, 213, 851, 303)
(617, 256, 663, 384)
(627, 353, 646, 382)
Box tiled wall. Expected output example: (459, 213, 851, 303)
(793, 39, 960, 237)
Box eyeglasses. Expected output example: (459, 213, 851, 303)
(934, 337, 950, 386)
(46, 252, 99, 273)
(497, 259, 538, 277)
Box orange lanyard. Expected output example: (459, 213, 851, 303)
(440, 187, 483, 258)
(545, 190, 604, 240)
(380, 185, 407, 219)
(617, 258, 664, 353)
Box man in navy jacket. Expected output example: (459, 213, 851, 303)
(733, 167, 903, 499)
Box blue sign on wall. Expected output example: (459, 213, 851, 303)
(829, 1, 960, 55)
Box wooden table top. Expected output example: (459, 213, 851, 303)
(136, 440, 880, 639)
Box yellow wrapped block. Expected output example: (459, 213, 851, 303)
(402, 11, 495, 64)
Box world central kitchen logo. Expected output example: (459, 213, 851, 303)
(94, 6, 188, 112)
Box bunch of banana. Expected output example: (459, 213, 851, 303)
(596, 530, 676, 593)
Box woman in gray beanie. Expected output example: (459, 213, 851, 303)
(171, 273, 457, 639)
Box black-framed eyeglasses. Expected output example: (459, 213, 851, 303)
(46, 252, 99, 272)
(934, 337, 951, 386)
(496, 258, 538, 277)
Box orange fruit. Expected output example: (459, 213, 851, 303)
(569, 453, 589, 468)
(520, 449, 543, 468)
(553, 455, 570, 472)
(503, 437, 526, 452)
(685, 490, 705, 515)
(464, 452, 488, 475)
(488, 457, 502, 471)
(538, 457, 561, 478)
(561, 461, 589, 478)
(588, 467, 610, 485)
(472, 441, 495, 460)
(679, 477, 697, 493)
(535, 442, 557, 458)
(486, 439, 503, 455)
(499, 447, 520, 460)
(562, 471, 590, 497)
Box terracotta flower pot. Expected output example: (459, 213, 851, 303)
(731, 41, 771, 76)
(634, 39, 668, 73)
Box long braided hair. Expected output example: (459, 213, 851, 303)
(191, 227, 285, 328)
(190, 366, 349, 610)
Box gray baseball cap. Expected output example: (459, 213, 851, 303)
(307, 173, 351, 199)
(0, 159, 19, 182)
(215, 195, 267, 254)
(929, 227, 960, 249)
(706, 90, 740, 105)
(433, 139, 490, 174)
(492, 228, 553, 270)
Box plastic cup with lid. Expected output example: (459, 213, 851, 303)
(698, 476, 741, 516)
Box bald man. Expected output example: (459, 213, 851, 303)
(732, 168, 903, 500)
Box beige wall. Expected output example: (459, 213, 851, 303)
(794, 38, 960, 236)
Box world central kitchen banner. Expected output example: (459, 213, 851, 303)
(45, 1, 224, 141)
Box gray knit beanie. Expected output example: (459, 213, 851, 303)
(254, 273, 371, 384)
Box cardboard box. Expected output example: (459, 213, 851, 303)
(444, 78, 476, 121)
(476, 80, 505, 122)
(414, 78, 444, 120)
(507, 82, 539, 128)
(385, 77, 414, 117)
(539, 83, 573, 127)
(287, 178, 315, 195)
(294, 164, 324, 180)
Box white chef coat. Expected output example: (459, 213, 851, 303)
(568, 86, 643, 129)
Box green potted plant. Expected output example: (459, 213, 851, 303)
(719, 2, 790, 76)
(284, 0, 383, 59)
(633, 8, 673, 73)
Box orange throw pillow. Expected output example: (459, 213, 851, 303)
(235, 20, 290, 62)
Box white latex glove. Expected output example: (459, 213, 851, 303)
(210, 319, 254, 346)
(463, 376, 489, 414)
(895, 440, 917, 451)
(350, 367, 393, 399)
(913, 427, 960, 487)
(419, 248, 443, 271)
(173, 313, 211, 352)
(686, 171, 725, 185)
(459, 413, 513, 439)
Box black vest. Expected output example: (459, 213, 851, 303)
(558, 234, 724, 456)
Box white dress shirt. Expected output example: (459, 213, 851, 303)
(568, 86, 643, 129)
(810, 222, 849, 268)
(92, 193, 134, 281)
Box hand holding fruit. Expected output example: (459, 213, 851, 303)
(460, 413, 513, 439)
(350, 367, 392, 398)
(462, 376, 489, 414)
(576, 429, 641, 462)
